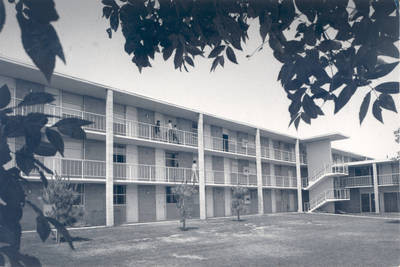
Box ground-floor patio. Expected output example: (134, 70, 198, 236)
(21, 213, 400, 266)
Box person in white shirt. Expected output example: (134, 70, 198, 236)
(191, 160, 198, 183)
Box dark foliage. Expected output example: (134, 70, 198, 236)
(0, 84, 90, 265)
(101, 0, 399, 127)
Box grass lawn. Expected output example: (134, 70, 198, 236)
(21, 213, 400, 267)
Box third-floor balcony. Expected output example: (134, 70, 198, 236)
(204, 170, 257, 186)
(204, 136, 256, 157)
(260, 146, 296, 164)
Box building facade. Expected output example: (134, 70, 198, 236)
(0, 58, 398, 231)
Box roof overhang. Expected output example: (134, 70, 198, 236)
(346, 158, 399, 166)
(301, 133, 348, 144)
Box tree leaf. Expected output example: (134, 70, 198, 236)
(174, 43, 183, 69)
(34, 142, 57, 157)
(377, 39, 399, 59)
(34, 158, 53, 175)
(379, 94, 397, 113)
(46, 128, 64, 156)
(58, 125, 86, 140)
(185, 56, 194, 67)
(210, 57, 219, 72)
(36, 215, 51, 242)
(102, 6, 113, 19)
(208, 45, 225, 58)
(301, 112, 311, 124)
(16, 149, 35, 175)
(18, 92, 55, 107)
(226, 47, 238, 64)
(366, 61, 399, 79)
(375, 82, 399, 94)
(54, 117, 92, 128)
(0, 0, 4, 33)
(359, 91, 371, 124)
(259, 15, 271, 42)
(110, 10, 119, 31)
(334, 83, 357, 114)
(372, 100, 383, 123)
(0, 84, 11, 109)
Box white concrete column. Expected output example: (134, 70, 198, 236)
(126, 184, 138, 222)
(155, 148, 165, 181)
(224, 188, 231, 216)
(206, 187, 214, 218)
(197, 113, 206, 219)
(372, 163, 380, 214)
(156, 185, 166, 220)
(295, 139, 303, 212)
(255, 128, 264, 215)
(106, 89, 114, 226)
(270, 163, 277, 213)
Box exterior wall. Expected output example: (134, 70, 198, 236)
(263, 189, 272, 213)
(335, 188, 361, 213)
(224, 188, 232, 216)
(138, 185, 156, 222)
(21, 182, 43, 230)
(213, 187, 225, 217)
(206, 187, 214, 217)
(306, 140, 332, 178)
(126, 184, 138, 222)
(156, 185, 166, 220)
(138, 146, 155, 165)
(84, 96, 105, 114)
(85, 183, 106, 226)
(85, 140, 105, 161)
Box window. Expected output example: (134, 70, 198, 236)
(113, 144, 126, 163)
(73, 184, 85, 206)
(166, 186, 177, 203)
(113, 185, 126, 205)
(166, 152, 179, 167)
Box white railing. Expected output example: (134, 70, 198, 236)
(339, 175, 373, 188)
(204, 136, 256, 157)
(262, 175, 297, 188)
(309, 188, 350, 212)
(230, 172, 258, 186)
(300, 153, 307, 164)
(260, 146, 297, 163)
(378, 173, 400, 186)
(12, 98, 106, 132)
(113, 118, 198, 147)
(205, 170, 226, 185)
(305, 163, 349, 187)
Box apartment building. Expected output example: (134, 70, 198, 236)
(0, 57, 398, 231)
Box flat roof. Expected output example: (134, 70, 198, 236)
(0, 56, 361, 145)
(346, 158, 399, 166)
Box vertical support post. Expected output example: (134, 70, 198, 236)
(295, 139, 303, 212)
(372, 163, 380, 214)
(106, 89, 114, 226)
(198, 113, 206, 220)
(255, 128, 264, 215)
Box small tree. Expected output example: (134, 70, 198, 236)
(231, 186, 249, 221)
(172, 182, 197, 231)
(42, 174, 84, 243)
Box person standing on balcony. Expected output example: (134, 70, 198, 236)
(173, 124, 180, 144)
(191, 160, 198, 183)
(167, 120, 173, 142)
(154, 120, 160, 139)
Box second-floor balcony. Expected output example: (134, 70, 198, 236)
(204, 136, 256, 157)
(262, 175, 297, 188)
(378, 173, 400, 186)
(338, 175, 373, 188)
(114, 118, 198, 147)
(12, 98, 198, 147)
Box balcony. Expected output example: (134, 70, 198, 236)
(339, 175, 373, 188)
(204, 170, 257, 186)
(260, 146, 297, 164)
(114, 118, 198, 147)
(13, 98, 106, 132)
(204, 136, 256, 157)
(378, 173, 400, 186)
(262, 175, 297, 189)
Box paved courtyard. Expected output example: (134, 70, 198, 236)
(21, 213, 400, 266)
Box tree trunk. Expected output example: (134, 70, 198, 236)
(182, 219, 186, 231)
(237, 210, 240, 221)
(56, 229, 61, 244)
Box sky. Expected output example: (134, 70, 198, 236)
(0, 0, 399, 159)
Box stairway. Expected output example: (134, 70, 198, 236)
(306, 189, 350, 212)
(303, 163, 349, 190)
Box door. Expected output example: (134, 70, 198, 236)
(213, 188, 225, 217)
(223, 134, 229, 152)
(384, 192, 400, 212)
(361, 193, 372, 212)
(138, 185, 156, 222)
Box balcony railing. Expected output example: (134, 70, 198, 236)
(205, 170, 226, 185)
(304, 163, 349, 187)
(13, 98, 106, 132)
(300, 153, 307, 164)
(339, 175, 373, 188)
(204, 170, 257, 186)
(113, 118, 198, 147)
(262, 175, 297, 188)
(204, 136, 256, 157)
(309, 188, 350, 212)
(378, 173, 400, 186)
(260, 146, 298, 164)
